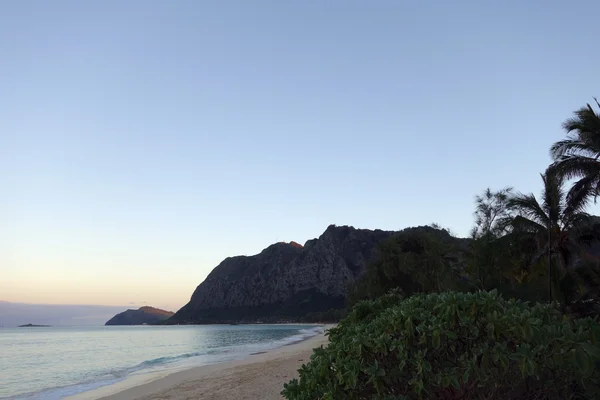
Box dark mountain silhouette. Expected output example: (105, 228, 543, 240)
(168, 225, 398, 324)
(105, 306, 174, 325)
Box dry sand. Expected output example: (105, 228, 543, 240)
(66, 328, 331, 400)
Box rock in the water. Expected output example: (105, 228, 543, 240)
(105, 306, 174, 325)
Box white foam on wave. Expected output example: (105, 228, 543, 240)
(8, 325, 325, 400)
(8, 377, 123, 400)
(279, 326, 325, 345)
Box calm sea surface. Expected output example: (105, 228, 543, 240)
(0, 324, 323, 399)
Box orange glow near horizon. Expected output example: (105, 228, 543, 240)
(0, 276, 194, 311)
(2, 252, 209, 311)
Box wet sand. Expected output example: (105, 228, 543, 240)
(66, 329, 331, 400)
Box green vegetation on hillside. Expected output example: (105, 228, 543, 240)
(347, 227, 468, 305)
(283, 100, 600, 398)
(342, 99, 600, 314)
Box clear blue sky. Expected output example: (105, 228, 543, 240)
(2, 0, 599, 310)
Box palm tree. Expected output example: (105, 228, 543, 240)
(508, 168, 592, 302)
(550, 99, 600, 204)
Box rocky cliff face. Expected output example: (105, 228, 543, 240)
(169, 225, 393, 323)
(105, 306, 174, 325)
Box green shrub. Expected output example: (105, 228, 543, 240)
(282, 290, 600, 400)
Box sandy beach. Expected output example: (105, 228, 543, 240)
(66, 328, 331, 400)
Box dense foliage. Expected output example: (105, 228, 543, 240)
(348, 227, 469, 305)
(282, 290, 600, 400)
(280, 100, 600, 400)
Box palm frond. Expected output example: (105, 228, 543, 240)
(541, 170, 564, 227)
(564, 175, 597, 222)
(508, 193, 549, 227)
(551, 102, 600, 207)
(510, 215, 547, 235)
(562, 104, 600, 135)
(550, 139, 598, 159)
(549, 155, 600, 182)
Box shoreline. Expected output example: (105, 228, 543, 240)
(66, 326, 332, 400)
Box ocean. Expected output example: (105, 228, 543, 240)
(0, 324, 323, 399)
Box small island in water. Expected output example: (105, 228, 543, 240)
(105, 306, 174, 325)
(18, 323, 51, 327)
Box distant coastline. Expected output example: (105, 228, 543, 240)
(105, 306, 174, 326)
(18, 323, 51, 327)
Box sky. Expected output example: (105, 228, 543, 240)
(0, 301, 127, 327)
(2, 0, 600, 311)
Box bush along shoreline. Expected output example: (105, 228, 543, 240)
(280, 100, 600, 398)
(282, 290, 600, 400)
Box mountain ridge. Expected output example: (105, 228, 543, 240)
(168, 225, 396, 324)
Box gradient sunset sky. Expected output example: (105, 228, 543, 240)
(2, 1, 599, 311)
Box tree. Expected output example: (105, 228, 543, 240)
(508, 168, 592, 303)
(347, 227, 464, 305)
(469, 188, 514, 290)
(550, 99, 600, 205)
(471, 187, 514, 239)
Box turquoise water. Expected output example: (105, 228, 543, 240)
(0, 324, 323, 399)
